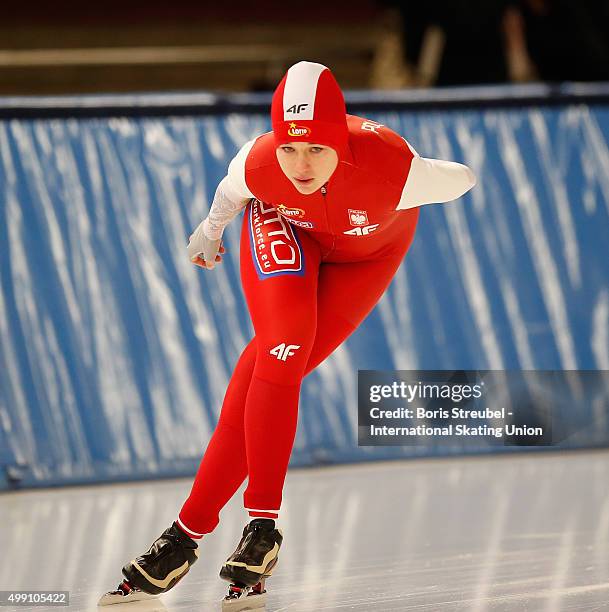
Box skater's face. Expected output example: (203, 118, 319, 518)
(276, 142, 339, 194)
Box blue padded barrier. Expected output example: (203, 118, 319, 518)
(1, 85, 608, 489)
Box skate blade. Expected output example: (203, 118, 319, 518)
(221, 591, 267, 611)
(97, 588, 159, 606)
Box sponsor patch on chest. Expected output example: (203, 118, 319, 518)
(348, 209, 369, 226)
(277, 204, 305, 218)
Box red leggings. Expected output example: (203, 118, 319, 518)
(179, 201, 417, 535)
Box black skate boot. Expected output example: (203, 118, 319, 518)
(122, 521, 199, 595)
(220, 518, 282, 611)
(98, 522, 199, 605)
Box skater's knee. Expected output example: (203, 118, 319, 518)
(251, 322, 315, 383)
(254, 338, 312, 383)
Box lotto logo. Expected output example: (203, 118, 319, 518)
(343, 224, 380, 236)
(287, 123, 311, 137)
(277, 204, 305, 218)
(270, 343, 301, 361)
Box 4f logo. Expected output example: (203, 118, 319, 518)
(286, 103, 309, 114)
(343, 224, 380, 236)
(270, 343, 301, 361)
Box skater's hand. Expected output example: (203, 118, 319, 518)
(191, 244, 226, 270)
(188, 219, 225, 270)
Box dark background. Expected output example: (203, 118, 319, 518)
(2, 0, 608, 95)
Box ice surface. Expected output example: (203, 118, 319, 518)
(2, 451, 609, 611)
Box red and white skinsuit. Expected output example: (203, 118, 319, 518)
(178, 62, 475, 538)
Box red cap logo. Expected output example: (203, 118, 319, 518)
(286, 123, 311, 138)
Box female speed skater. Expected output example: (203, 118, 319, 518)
(99, 61, 476, 610)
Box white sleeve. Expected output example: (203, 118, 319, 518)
(201, 177, 250, 240)
(225, 139, 256, 200)
(396, 156, 477, 210)
(201, 139, 257, 240)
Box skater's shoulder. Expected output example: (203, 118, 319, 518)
(346, 115, 415, 188)
(245, 132, 279, 171)
(347, 114, 412, 153)
(225, 133, 278, 198)
(227, 133, 276, 177)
